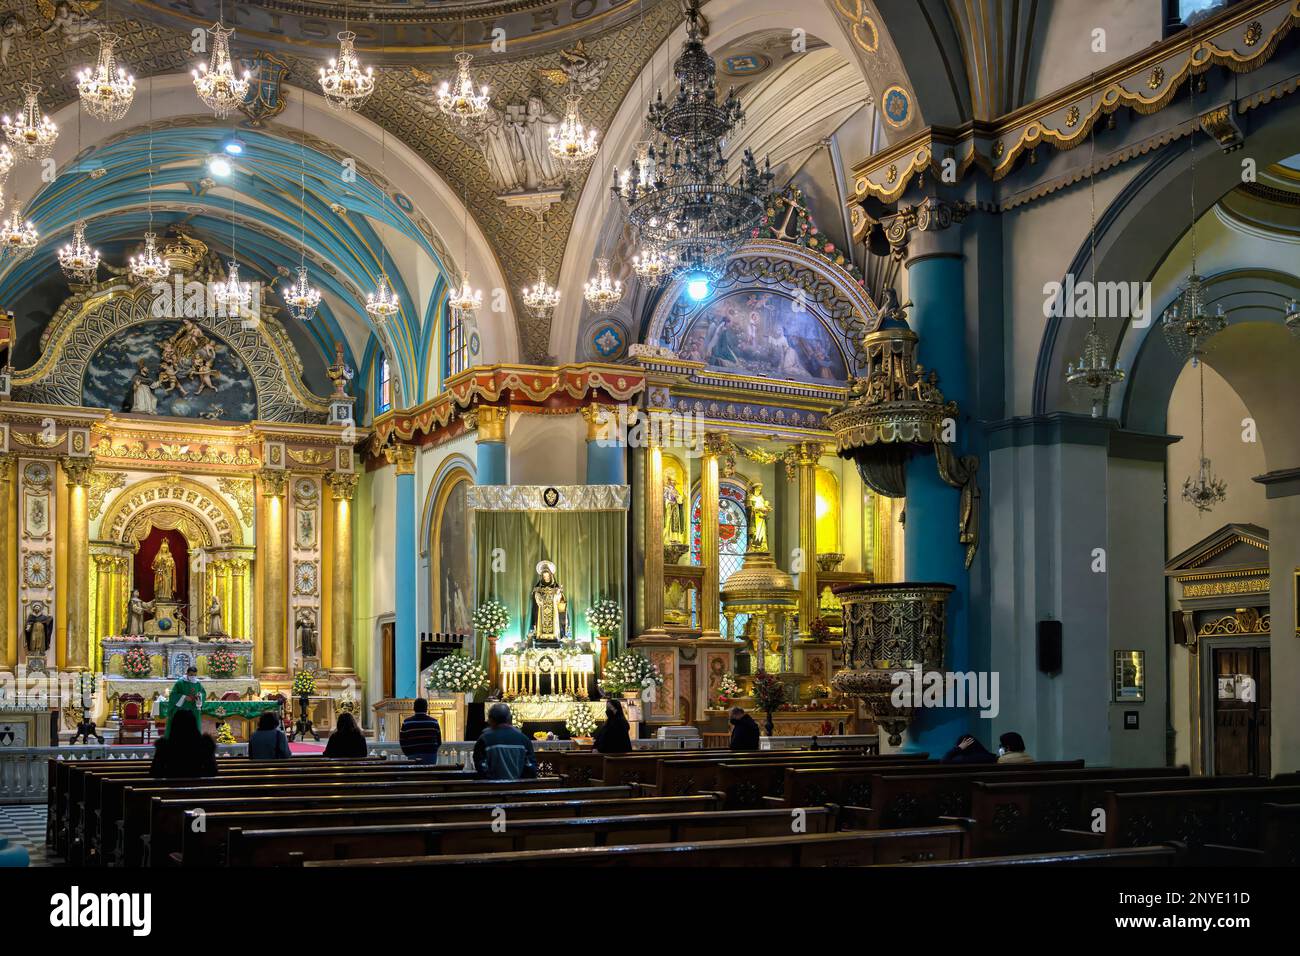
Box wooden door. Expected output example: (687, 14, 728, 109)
(381, 622, 395, 700)
(1212, 646, 1270, 777)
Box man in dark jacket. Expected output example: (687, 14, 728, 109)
(399, 697, 442, 763)
(728, 706, 761, 750)
(473, 703, 538, 779)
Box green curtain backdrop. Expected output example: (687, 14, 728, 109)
(473, 509, 627, 666)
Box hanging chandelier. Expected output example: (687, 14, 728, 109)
(448, 270, 482, 314)
(366, 272, 400, 319)
(548, 90, 599, 167)
(1065, 322, 1125, 418)
(1181, 362, 1227, 513)
(522, 266, 560, 318)
(0, 202, 38, 261)
(632, 241, 675, 287)
(211, 260, 253, 313)
(437, 53, 490, 126)
(0, 144, 12, 179)
(612, 0, 773, 283)
(193, 22, 251, 119)
(583, 257, 623, 313)
(57, 219, 101, 282)
(2, 83, 58, 162)
(77, 31, 136, 122)
(284, 265, 322, 322)
(319, 31, 375, 110)
(1162, 273, 1226, 366)
(129, 231, 170, 283)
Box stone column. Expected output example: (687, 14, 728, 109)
(62, 456, 94, 671)
(473, 405, 508, 485)
(329, 472, 358, 674)
(790, 441, 824, 639)
(258, 469, 289, 676)
(639, 421, 666, 638)
(386, 444, 418, 697)
(699, 434, 723, 639)
(0, 453, 12, 674)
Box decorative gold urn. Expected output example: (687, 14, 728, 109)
(830, 581, 954, 746)
(721, 550, 798, 671)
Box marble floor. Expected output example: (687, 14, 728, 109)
(0, 804, 52, 866)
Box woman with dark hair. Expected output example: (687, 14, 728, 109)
(248, 710, 291, 760)
(593, 698, 633, 754)
(997, 731, 1034, 764)
(149, 709, 218, 778)
(940, 733, 999, 765)
(323, 712, 368, 758)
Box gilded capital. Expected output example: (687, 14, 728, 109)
(258, 468, 289, 498)
(0, 451, 14, 481)
(384, 442, 417, 475)
(883, 197, 971, 259)
(61, 455, 95, 489)
(702, 432, 731, 458)
(581, 402, 614, 442)
(329, 471, 359, 501)
(473, 405, 508, 443)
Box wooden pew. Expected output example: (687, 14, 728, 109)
(711, 758, 930, 809)
(650, 752, 928, 800)
(121, 775, 563, 867)
(303, 826, 967, 868)
(229, 806, 832, 866)
(557, 745, 876, 788)
(1260, 803, 1300, 866)
(965, 774, 1259, 857)
(1101, 785, 1300, 858)
(597, 747, 881, 789)
(180, 792, 719, 866)
(881, 846, 1179, 867)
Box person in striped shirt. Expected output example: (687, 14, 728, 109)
(399, 698, 443, 764)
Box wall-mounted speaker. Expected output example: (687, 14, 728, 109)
(1037, 620, 1062, 676)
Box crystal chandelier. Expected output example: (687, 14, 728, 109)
(211, 260, 253, 313)
(583, 257, 623, 313)
(2, 83, 58, 162)
(448, 270, 482, 314)
(1181, 362, 1227, 513)
(0, 144, 13, 179)
(1162, 274, 1226, 366)
(284, 265, 322, 321)
(319, 31, 374, 110)
(366, 272, 400, 319)
(0, 203, 38, 261)
(437, 53, 490, 126)
(522, 266, 560, 318)
(632, 241, 675, 287)
(1286, 298, 1299, 337)
(129, 231, 170, 283)
(193, 22, 250, 119)
(1066, 322, 1125, 418)
(57, 219, 101, 282)
(77, 31, 136, 122)
(548, 89, 599, 166)
(612, 0, 773, 281)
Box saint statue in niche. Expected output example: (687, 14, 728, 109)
(124, 590, 155, 635)
(664, 475, 685, 542)
(152, 540, 177, 601)
(747, 483, 771, 554)
(528, 560, 567, 646)
(24, 601, 52, 656)
(207, 594, 225, 636)
(295, 607, 318, 658)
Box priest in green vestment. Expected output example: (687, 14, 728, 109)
(165, 666, 206, 738)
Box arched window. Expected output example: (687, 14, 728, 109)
(376, 355, 392, 414)
(691, 478, 750, 638)
(445, 306, 468, 379)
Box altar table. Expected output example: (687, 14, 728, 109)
(160, 699, 280, 740)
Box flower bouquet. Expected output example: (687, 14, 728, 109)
(565, 704, 597, 740)
(751, 672, 788, 737)
(214, 722, 236, 745)
(122, 646, 152, 679)
(207, 648, 239, 678)
(599, 651, 663, 697)
(291, 671, 317, 697)
(712, 672, 743, 708)
(425, 652, 489, 698)
(472, 600, 509, 638)
(584, 600, 622, 639)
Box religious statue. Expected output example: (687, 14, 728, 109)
(152, 342, 188, 398)
(164, 665, 205, 738)
(295, 607, 318, 658)
(664, 475, 685, 542)
(24, 601, 52, 656)
(125, 589, 155, 635)
(528, 560, 568, 646)
(189, 344, 219, 394)
(747, 482, 771, 554)
(206, 594, 225, 637)
(127, 361, 158, 414)
(152, 540, 177, 601)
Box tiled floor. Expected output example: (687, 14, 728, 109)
(0, 804, 53, 866)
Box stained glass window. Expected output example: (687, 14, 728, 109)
(376, 356, 391, 414)
(692, 480, 750, 638)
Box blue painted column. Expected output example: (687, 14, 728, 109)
(474, 406, 508, 485)
(584, 404, 626, 485)
(388, 445, 418, 699)
(899, 211, 973, 751)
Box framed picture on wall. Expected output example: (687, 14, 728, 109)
(1113, 650, 1145, 702)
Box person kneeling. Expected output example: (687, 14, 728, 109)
(473, 703, 538, 780)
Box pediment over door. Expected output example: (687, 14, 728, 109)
(1166, 524, 1271, 641)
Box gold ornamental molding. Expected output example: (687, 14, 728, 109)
(1198, 607, 1271, 636)
(847, 0, 1300, 207)
(100, 474, 245, 548)
(1181, 576, 1271, 598)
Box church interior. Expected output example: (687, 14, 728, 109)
(0, 0, 1299, 891)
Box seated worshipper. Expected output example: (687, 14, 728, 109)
(728, 706, 761, 751)
(997, 731, 1034, 764)
(399, 697, 443, 764)
(149, 709, 218, 778)
(941, 734, 999, 764)
(593, 698, 633, 754)
(473, 703, 538, 780)
(323, 712, 368, 758)
(248, 711, 291, 760)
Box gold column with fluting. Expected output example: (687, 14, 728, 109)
(0, 453, 13, 674)
(699, 434, 723, 639)
(640, 424, 666, 639)
(93, 555, 114, 668)
(62, 456, 95, 670)
(233, 558, 249, 641)
(259, 469, 289, 676)
(790, 441, 824, 638)
(329, 472, 358, 674)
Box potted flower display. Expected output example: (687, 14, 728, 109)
(712, 672, 743, 709)
(751, 672, 788, 738)
(207, 648, 239, 679)
(584, 600, 622, 640)
(425, 652, 489, 704)
(565, 705, 597, 744)
(214, 721, 236, 745)
(472, 600, 509, 639)
(122, 646, 153, 679)
(599, 651, 664, 702)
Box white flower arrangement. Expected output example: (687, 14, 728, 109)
(599, 651, 664, 695)
(425, 652, 490, 695)
(472, 600, 509, 637)
(565, 705, 597, 738)
(584, 600, 622, 638)
(716, 673, 743, 701)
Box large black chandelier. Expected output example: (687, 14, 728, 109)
(612, 0, 772, 287)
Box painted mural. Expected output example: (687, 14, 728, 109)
(81, 320, 258, 421)
(438, 480, 473, 635)
(677, 291, 848, 384)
